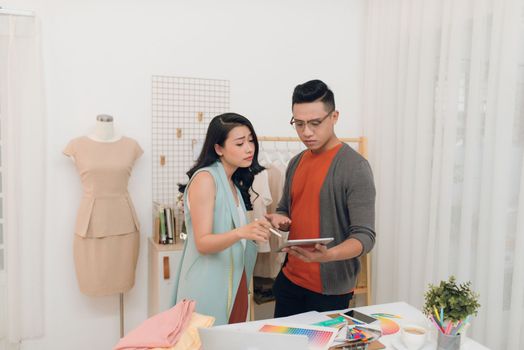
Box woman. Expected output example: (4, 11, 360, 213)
(173, 113, 271, 325)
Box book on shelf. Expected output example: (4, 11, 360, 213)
(165, 207, 174, 244)
(152, 201, 161, 244)
(159, 207, 167, 244)
(153, 201, 178, 245)
(171, 208, 177, 243)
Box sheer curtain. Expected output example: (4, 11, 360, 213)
(0, 13, 45, 346)
(362, 0, 524, 348)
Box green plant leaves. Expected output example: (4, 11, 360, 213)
(423, 276, 480, 322)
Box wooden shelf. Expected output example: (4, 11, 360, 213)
(149, 238, 185, 252)
(148, 237, 185, 317)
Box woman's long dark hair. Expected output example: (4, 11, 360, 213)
(178, 113, 264, 210)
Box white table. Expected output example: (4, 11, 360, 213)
(217, 301, 489, 350)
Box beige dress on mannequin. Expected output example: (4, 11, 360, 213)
(64, 136, 143, 296)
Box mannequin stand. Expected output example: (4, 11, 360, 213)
(120, 293, 124, 337)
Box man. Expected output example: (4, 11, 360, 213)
(265, 79, 376, 317)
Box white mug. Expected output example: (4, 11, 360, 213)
(401, 324, 427, 350)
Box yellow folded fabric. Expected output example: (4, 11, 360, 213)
(152, 312, 215, 350)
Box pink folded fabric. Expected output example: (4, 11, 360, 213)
(114, 299, 196, 350)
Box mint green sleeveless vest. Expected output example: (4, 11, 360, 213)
(173, 161, 258, 325)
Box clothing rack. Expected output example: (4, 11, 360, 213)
(0, 8, 35, 17)
(257, 136, 368, 159)
(254, 135, 372, 307)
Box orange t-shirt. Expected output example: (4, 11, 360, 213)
(283, 143, 342, 293)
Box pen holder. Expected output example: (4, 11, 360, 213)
(437, 332, 461, 350)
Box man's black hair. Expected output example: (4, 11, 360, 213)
(292, 79, 335, 112)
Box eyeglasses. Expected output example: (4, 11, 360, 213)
(290, 109, 334, 130)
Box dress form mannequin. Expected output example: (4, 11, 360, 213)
(91, 115, 124, 337)
(88, 114, 122, 142)
(63, 116, 143, 337)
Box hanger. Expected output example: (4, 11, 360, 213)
(269, 141, 285, 166)
(260, 142, 272, 166)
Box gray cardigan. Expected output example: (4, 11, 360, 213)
(277, 143, 376, 295)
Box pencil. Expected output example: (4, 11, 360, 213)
(430, 315, 445, 333)
(269, 227, 282, 238)
(444, 321, 453, 335)
(433, 306, 441, 323)
(451, 320, 462, 335)
(455, 317, 470, 335)
(254, 218, 282, 238)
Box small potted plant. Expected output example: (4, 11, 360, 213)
(423, 276, 480, 349)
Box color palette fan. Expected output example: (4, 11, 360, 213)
(259, 324, 337, 350)
(371, 313, 401, 335)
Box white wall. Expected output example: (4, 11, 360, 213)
(2, 0, 365, 349)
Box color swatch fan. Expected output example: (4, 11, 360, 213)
(371, 313, 401, 335)
(259, 324, 337, 350)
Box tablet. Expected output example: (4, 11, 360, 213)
(277, 237, 334, 251)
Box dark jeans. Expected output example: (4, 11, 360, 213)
(272, 271, 354, 317)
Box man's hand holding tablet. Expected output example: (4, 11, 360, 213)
(276, 237, 335, 263)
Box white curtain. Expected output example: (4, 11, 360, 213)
(363, 0, 524, 348)
(0, 13, 45, 344)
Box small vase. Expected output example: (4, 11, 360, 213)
(437, 332, 461, 350)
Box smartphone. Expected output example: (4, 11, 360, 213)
(341, 310, 378, 324)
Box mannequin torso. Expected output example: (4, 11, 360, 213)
(88, 114, 122, 143)
(66, 115, 122, 162)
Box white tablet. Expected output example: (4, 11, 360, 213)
(277, 237, 334, 252)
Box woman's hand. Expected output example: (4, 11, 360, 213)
(236, 220, 271, 243)
(264, 213, 291, 231)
